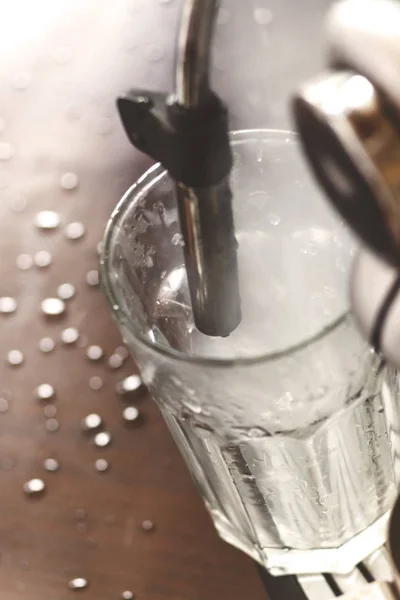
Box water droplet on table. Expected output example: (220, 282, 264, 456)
(121, 591, 134, 600)
(23, 478, 45, 496)
(68, 577, 88, 591)
(41, 298, 65, 316)
(34, 250, 52, 268)
(1, 457, 15, 470)
(46, 418, 59, 432)
(117, 375, 143, 395)
(35, 384, 55, 401)
(7, 349, 24, 366)
(34, 210, 60, 230)
(57, 283, 75, 300)
(81, 413, 103, 432)
(44, 457, 59, 472)
(39, 337, 55, 353)
(16, 253, 33, 270)
(60, 172, 79, 190)
(75, 508, 87, 521)
(95, 458, 109, 472)
(0, 142, 15, 160)
(94, 431, 111, 448)
(89, 376, 103, 391)
(115, 346, 129, 360)
(0, 297, 17, 314)
(86, 345, 103, 361)
(105, 514, 116, 526)
(61, 327, 79, 344)
(0, 396, 9, 413)
(65, 221, 85, 240)
(86, 270, 99, 286)
(141, 519, 155, 532)
(43, 404, 57, 418)
(122, 406, 141, 425)
(76, 522, 88, 534)
(13, 72, 31, 90)
(108, 354, 123, 369)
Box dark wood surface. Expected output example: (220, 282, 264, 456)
(0, 113, 266, 600)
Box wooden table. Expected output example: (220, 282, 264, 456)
(0, 156, 267, 600)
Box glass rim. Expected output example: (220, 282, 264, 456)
(100, 128, 348, 368)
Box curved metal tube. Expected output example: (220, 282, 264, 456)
(173, 0, 241, 337)
(176, 0, 219, 107)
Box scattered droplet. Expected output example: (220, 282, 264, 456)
(1, 457, 15, 470)
(86, 345, 103, 361)
(115, 346, 129, 360)
(121, 592, 134, 600)
(34, 210, 60, 230)
(41, 297, 65, 316)
(61, 327, 79, 344)
(43, 404, 57, 418)
(94, 431, 111, 448)
(23, 478, 45, 496)
(44, 457, 59, 472)
(0, 142, 15, 160)
(117, 374, 143, 395)
(0, 397, 9, 413)
(122, 406, 141, 425)
(145, 44, 165, 61)
(7, 349, 24, 366)
(35, 384, 55, 401)
(39, 337, 55, 353)
(60, 172, 79, 191)
(75, 508, 87, 521)
(89, 376, 103, 390)
(57, 282, 75, 300)
(253, 7, 273, 25)
(76, 522, 88, 534)
(86, 269, 99, 286)
(95, 458, 109, 472)
(10, 194, 27, 212)
(96, 241, 103, 255)
(13, 72, 32, 90)
(34, 250, 52, 268)
(65, 221, 85, 240)
(141, 519, 155, 532)
(217, 7, 231, 24)
(16, 253, 33, 270)
(68, 577, 88, 591)
(81, 413, 103, 432)
(54, 45, 73, 64)
(108, 354, 123, 370)
(0, 296, 17, 314)
(105, 514, 116, 526)
(46, 418, 59, 432)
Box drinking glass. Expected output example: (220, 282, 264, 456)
(101, 129, 398, 576)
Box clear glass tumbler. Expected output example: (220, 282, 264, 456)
(101, 129, 398, 576)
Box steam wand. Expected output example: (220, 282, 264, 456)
(117, 0, 241, 337)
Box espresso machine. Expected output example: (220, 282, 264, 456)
(114, 0, 400, 598)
